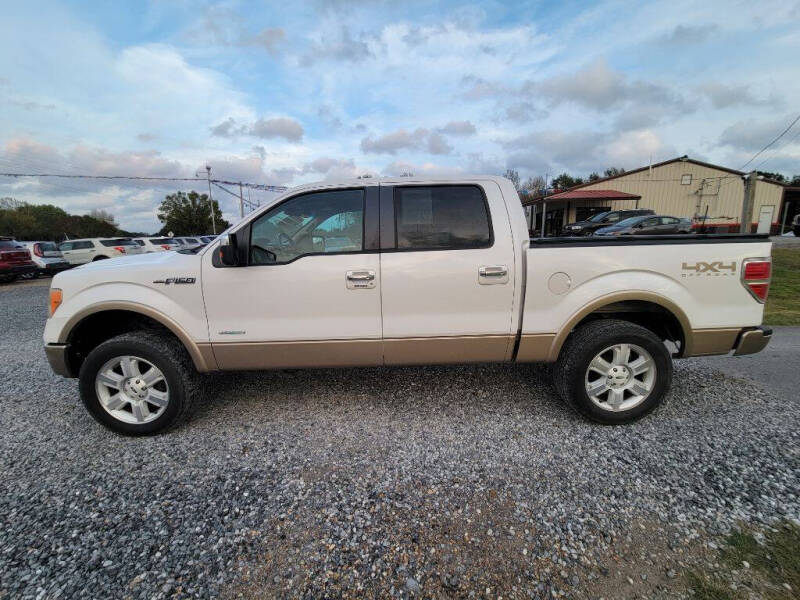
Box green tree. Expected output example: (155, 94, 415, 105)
(0, 209, 37, 239)
(588, 172, 601, 182)
(757, 171, 786, 183)
(157, 191, 230, 236)
(603, 167, 626, 178)
(551, 172, 584, 190)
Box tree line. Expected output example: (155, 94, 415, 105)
(503, 167, 628, 196)
(0, 191, 229, 241)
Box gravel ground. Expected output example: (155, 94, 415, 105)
(1, 282, 798, 599)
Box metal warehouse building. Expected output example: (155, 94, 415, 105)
(522, 155, 797, 236)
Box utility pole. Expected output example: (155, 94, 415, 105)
(780, 201, 790, 235)
(238, 182, 245, 219)
(205, 165, 216, 235)
(740, 171, 757, 234)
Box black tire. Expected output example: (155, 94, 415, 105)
(553, 319, 673, 424)
(78, 330, 202, 435)
(0, 274, 18, 283)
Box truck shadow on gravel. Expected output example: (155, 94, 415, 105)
(193, 363, 578, 428)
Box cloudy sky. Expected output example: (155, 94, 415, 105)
(1, 0, 798, 232)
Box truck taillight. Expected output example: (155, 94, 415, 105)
(741, 258, 771, 303)
(161, 245, 171, 250)
(114, 246, 126, 253)
(33, 243, 44, 257)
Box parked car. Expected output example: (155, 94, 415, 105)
(793, 214, 800, 237)
(44, 177, 774, 435)
(132, 237, 180, 253)
(199, 235, 217, 245)
(562, 209, 656, 236)
(58, 238, 144, 265)
(595, 215, 693, 236)
(21, 241, 72, 276)
(173, 237, 203, 250)
(0, 237, 37, 282)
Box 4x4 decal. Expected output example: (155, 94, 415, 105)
(681, 261, 736, 277)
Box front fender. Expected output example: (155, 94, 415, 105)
(44, 281, 214, 372)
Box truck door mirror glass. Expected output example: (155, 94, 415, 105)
(218, 234, 240, 267)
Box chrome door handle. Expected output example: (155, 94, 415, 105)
(479, 265, 509, 285)
(479, 266, 507, 277)
(346, 270, 376, 289)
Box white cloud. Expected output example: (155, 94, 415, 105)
(359, 124, 465, 156)
(437, 120, 476, 136)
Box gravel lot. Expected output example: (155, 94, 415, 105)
(1, 281, 798, 599)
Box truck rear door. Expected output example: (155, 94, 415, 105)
(378, 182, 517, 364)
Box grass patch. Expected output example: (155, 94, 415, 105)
(687, 571, 736, 600)
(765, 248, 800, 326)
(687, 520, 800, 600)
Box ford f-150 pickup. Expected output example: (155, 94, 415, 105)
(43, 176, 773, 434)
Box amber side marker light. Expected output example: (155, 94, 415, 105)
(49, 288, 63, 317)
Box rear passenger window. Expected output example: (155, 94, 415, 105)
(395, 186, 491, 250)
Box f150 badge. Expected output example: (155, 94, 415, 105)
(153, 277, 196, 284)
(681, 261, 736, 277)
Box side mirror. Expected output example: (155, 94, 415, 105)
(218, 233, 240, 267)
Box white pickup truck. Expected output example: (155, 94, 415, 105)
(43, 176, 773, 434)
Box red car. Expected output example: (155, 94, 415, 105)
(0, 237, 37, 283)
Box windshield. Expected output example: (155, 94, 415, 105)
(613, 216, 645, 228)
(0, 240, 24, 249)
(150, 238, 176, 244)
(587, 211, 611, 223)
(38, 242, 58, 251)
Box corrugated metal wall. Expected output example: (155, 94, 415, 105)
(567, 161, 784, 227)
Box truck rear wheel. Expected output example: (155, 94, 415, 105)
(78, 331, 201, 435)
(553, 319, 672, 424)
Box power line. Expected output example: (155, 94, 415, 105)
(0, 172, 289, 192)
(0, 172, 206, 183)
(739, 113, 800, 170)
(754, 126, 800, 171)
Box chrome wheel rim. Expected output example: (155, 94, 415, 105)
(95, 355, 169, 424)
(584, 343, 656, 412)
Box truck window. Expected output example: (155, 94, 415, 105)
(394, 185, 491, 250)
(249, 188, 364, 265)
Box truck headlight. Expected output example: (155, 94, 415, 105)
(572, 225, 582, 230)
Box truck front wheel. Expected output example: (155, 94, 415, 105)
(78, 331, 201, 435)
(553, 319, 672, 424)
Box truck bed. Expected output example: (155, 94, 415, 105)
(529, 233, 770, 246)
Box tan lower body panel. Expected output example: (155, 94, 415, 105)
(383, 335, 513, 366)
(515, 333, 557, 363)
(211, 335, 513, 370)
(515, 328, 744, 362)
(687, 328, 741, 356)
(212, 339, 383, 370)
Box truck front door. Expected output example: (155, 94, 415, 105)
(202, 186, 383, 369)
(378, 182, 517, 365)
